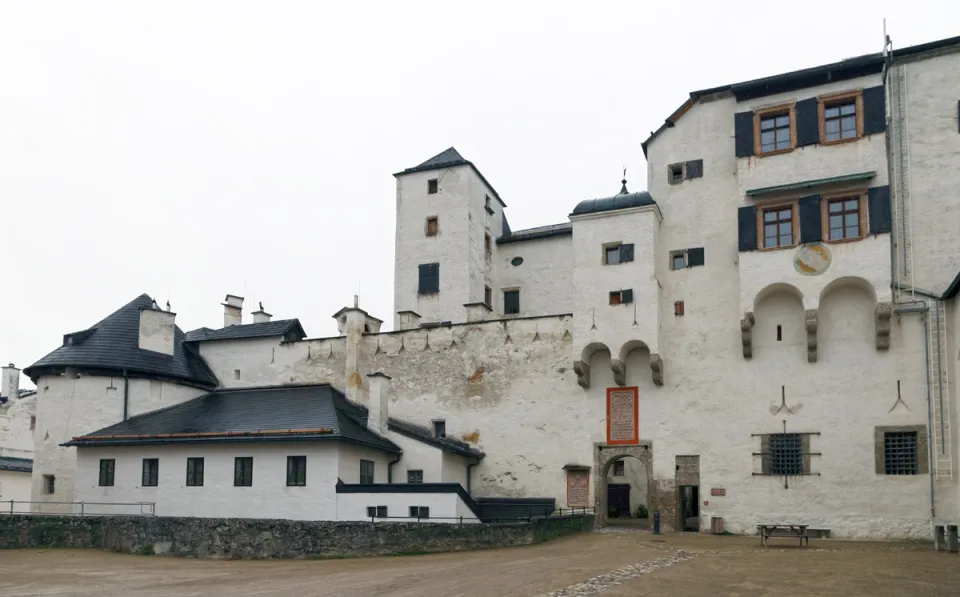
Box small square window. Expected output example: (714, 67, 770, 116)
(758, 110, 793, 153)
(674, 301, 685, 316)
(426, 216, 438, 236)
(287, 455, 307, 487)
(42, 474, 55, 494)
(609, 289, 632, 305)
(234, 457, 253, 487)
(98, 459, 115, 487)
(360, 459, 375, 484)
(671, 252, 686, 270)
(884, 432, 918, 475)
(186, 457, 204, 487)
(433, 420, 446, 438)
(668, 163, 684, 183)
(141, 458, 159, 487)
(409, 506, 430, 519)
(367, 505, 388, 518)
(605, 245, 620, 265)
(609, 291, 622, 306)
(604, 243, 633, 265)
(613, 461, 625, 476)
(407, 470, 424, 484)
(428, 179, 438, 194)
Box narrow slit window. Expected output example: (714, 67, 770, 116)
(776, 325, 782, 341)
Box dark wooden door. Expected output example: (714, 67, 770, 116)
(607, 483, 631, 517)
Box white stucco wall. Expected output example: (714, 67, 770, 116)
(0, 395, 35, 453)
(495, 234, 573, 317)
(388, 431, 442, 483)
(0, 470, 32, 505)
(31, 375, 205, 510)
(336, 491, 480, 523)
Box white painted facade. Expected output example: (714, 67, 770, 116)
(23, 37, 960, 538)
(0, 470, 31, 505)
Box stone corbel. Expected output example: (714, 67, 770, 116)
(741, 312, 755, 359)
(805, 309, 818, 363)
(573, 360, 590, 388)
(650, 354, 664, 386)
(611, 359, 626, 386)
(875, 302, 893, 351)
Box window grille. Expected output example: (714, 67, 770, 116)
(884, 432, 918, 475)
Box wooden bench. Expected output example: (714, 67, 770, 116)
(758, 524, 809, 547)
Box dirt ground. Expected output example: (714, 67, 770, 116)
(2, 529, 959, 597)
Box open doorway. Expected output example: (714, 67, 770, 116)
(594, 443, 653, 527)
(678, 485, 700, 531)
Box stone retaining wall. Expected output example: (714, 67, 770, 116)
(0, 514, 594, 559)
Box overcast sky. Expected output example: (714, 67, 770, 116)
(1, 1, 956, 387)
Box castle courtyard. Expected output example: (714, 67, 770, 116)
(2, 530, 958, 597)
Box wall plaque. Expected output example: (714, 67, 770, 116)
(710, 488, 726, 496)
(606, 387, 639, 445)
(566, 470, 590, 507)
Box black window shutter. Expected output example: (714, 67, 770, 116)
(868, 186, 892, 234)
(798, 194, 822, 244)
(684, 159, 703, 180)
(734, 112, 755, 157)
(418, 263, 439, 293)
(504, 290, 520, 314)
(737, 205, 758, 251)
(619, 243, 634, 262)
(862, 86, 886, 136)
(687, 247, 705, 267)
(796, 97, 819, 147)
(621, 289, 633, 304)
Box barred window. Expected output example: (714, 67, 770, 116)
(884, 432, 918, 475)
(769, 433, 803, 476)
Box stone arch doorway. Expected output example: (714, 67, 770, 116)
(594, 442, 652, 527)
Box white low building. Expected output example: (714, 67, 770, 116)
(20, 34, 960, 539)
(0, 364, 36, 507)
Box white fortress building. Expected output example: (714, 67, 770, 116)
(15, 35, 960, 538)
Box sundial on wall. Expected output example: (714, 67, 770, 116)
(793, 243, 832, 276)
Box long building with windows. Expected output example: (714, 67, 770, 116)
(20, 34, 960, 538)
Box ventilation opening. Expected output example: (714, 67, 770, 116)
(776, 325, 782, 341)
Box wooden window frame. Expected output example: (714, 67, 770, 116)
(818, 90, 864, 146)
(286, 455, 307, 487)
(141, 458, 159, 487)
(359, 459, 375, 484)
(756, 201, 800, 251)
(98, 458, 115, 487)
(407, 469, 424, 484)
(821, 190, 868, 244)
(425, 216, 438, 236)
(753, 103, 797, 157)
(186, 457, 204, 487)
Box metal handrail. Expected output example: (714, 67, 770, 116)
(1, 500, 156, 516)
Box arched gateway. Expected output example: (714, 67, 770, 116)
(594, 441, 653, 527)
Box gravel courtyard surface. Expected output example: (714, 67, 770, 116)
(2, 528, 959, 597)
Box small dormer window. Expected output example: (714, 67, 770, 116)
(433, 420, 446, 438)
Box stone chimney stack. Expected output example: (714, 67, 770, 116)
(397, 310, 422, 331)
(252, 301, 272, 323)
(222, 294, 244, 327)
(139, 305, 176, 356)
(1, 364, 20, 401)
(464, 302, 492, 323)
(366, 372, 391, 436)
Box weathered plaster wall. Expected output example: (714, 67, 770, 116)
(495, 234, 573, 317)
(31, 375, 205, 510)
(0, 470, 31, 504)
(0, 395, 34, 453)
(894, 49, 960, 295)
(0, 514, 596, 559)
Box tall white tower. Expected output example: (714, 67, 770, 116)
(392, 148, 508, 329)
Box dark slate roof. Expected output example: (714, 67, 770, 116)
(571, 191, 656, 217)
(393, 147, 507, 207)
(63, 384, 400, 453)
(943, 271, 960, 300)
(387, 418, 484, 459)
(0, 457, 33, 473)
(497, 222, 572, 245)
(23, 294, 217, 388)
(642, 34, 960, 156)
(184, 319, 306, 343)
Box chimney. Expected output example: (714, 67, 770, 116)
(252, 301, 272, 323)
(1, 364, 19, 401)
(366, 372, 391, 436)
(222, 294, 244, 327)
(397, 310, 421, 331)
(139, 305, 176, 356)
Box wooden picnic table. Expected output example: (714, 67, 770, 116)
(757, 524, 809, 547)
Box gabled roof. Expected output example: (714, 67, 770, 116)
(497, 222, 572, 245)
(24, 294, 218, 388)
(63, 384, 400, 453)
(387, 418, 485, 460)
(393, 147, 507, 208)
(184, 319, 306, 343)
(943, 271, 960, 300)
(0, 457, 33, 473)
(642, 34, 960, 156)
